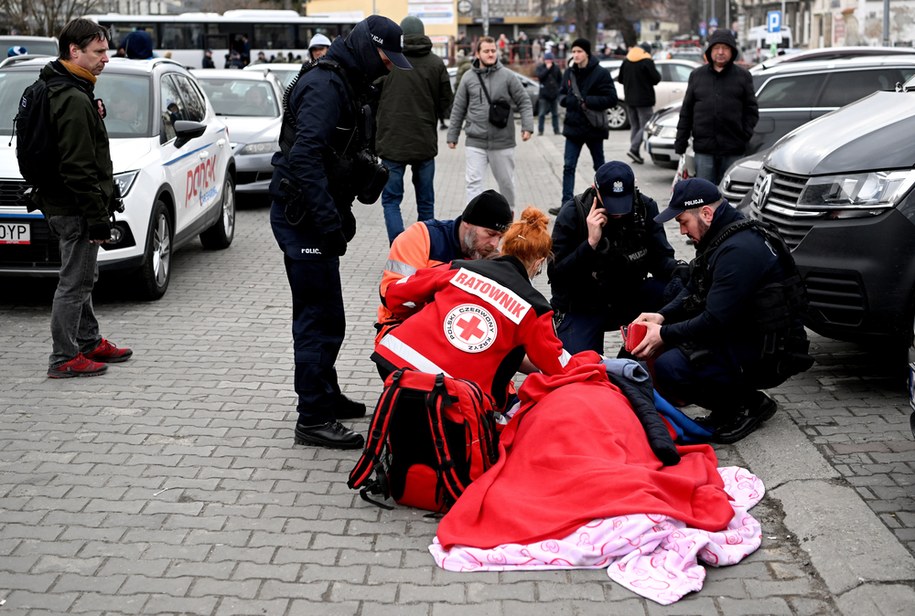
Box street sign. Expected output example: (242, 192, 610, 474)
(767, 10, 782, 33)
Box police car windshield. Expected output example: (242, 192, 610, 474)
(0, 71, 39, 136)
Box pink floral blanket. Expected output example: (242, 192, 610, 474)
(429, 466, 763, 605)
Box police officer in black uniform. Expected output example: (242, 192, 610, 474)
(632, 178, 813, 444)
(548, 161, 683, 355)
(269, 16, 412, 449)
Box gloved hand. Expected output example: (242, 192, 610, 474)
(88, 222, 112, 242)
(322, 229, 348, 257)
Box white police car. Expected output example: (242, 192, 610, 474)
(0, 57, 236, 299)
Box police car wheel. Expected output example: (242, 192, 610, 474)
(199, 175, 236, 250)
(136, 200, 172, 301)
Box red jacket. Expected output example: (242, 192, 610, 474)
(373, 256, 571, 407)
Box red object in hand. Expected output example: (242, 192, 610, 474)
(621, 322, 648, 352)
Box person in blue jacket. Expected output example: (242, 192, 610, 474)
(632, 179, 812, 444)
(268, 16, 412, 450)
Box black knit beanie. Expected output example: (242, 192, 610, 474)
(462, 190, 513, 232)
(571, 38, 591, 57)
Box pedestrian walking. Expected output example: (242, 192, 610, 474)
(617, 42, 661, 164)
(447, 36, 533, 210)
(534, 52, 561, 135)
(549, 37, 617, 216)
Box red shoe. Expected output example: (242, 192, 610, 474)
(48, 353, 108, 379)
(85, 339, 133, 363)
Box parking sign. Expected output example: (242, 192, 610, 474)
(767, 10, 782, 33)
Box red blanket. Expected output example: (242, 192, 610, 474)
(436, 360, 735, 550)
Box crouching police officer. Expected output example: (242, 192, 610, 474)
(269, 16, 412, 450)
(548, 161, 684, 355)
(632, 178, 813, 444)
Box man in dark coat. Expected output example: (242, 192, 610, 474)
(549, 38, 617, 216)
(534, 51, 561, 135)
(633, 179, 812, 444)
(375, 16, 453, 244)
(617, 42, 661, 164)
(548, 161, 680, 355)
(674, 30, 758, 185)
(268, 16, 412, 449)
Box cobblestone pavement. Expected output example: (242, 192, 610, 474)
(1, 127, 913, 615)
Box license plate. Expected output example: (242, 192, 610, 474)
(0, 222, 30, 245)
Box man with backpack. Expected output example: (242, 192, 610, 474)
(18, 18, 132, 378)
(269, 15, 412, 450)
(548, 161, 682, 355)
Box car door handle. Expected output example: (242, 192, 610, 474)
(198, 151, 209, 159)
(216, 139, 226, 148)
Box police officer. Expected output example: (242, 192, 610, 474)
(632, 178, 812, 444)
(548, 161, 682, 355)
(269, 16, 412, 450)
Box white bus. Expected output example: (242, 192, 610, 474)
(87, 10, 360, 69)
(744, 25, 793, 64)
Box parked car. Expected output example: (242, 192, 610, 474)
(0, 57, 236, 300)
(607, 58, 700, 130)
(0, 35, 58, 57)
(243, 62, 302, 93)
(744, 74, 915, 356)
(192, 69, 283, 198)
(655, 55, 915, 181)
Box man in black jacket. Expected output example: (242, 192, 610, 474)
(632, 179, 812, 444)
(617, 42, 661, 165)
(375, 16, 453, 245)
(548, 161, 680, 355)
(33, 18, 133, 378)
(674, 30, 758, 185)
(269, 16, 412, 449)
(549, 38, 617, 216)
(534, 52, 561, 136)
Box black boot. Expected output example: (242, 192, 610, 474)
(336, 394, 367, 420)
(294, 420, 364, 449)
(713, 392, 777, 444)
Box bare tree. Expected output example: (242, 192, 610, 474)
(0, 0, 105, 37)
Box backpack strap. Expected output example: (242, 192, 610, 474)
(347, 369, 407, 509)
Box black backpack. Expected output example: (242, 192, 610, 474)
(13, 75, 69, 188)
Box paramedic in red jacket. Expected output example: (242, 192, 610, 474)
(372, 207, 571, 408)
(375, 189, 514, 345)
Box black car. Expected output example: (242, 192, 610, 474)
(744, 75, 915, 357)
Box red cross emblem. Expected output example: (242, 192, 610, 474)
(456, 315, 485, 341)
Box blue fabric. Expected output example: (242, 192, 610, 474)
(381, 158, 435, 244)
(537, 97, 560, 134)
(693, 152, 742, 186)
(653, 390, 715, 444)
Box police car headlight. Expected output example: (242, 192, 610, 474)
(798, 170, 915, 214)
(658, 125, 678, 139)
(238, 141, 280, 155)
(114, 171, 138, 197)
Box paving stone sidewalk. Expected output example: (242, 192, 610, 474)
(0, 127, 912, 615)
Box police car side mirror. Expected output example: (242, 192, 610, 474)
(174, 120, 207, 148)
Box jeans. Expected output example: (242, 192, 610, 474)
(381, 158, 435, 245)
(628, 105, 654, 154)
(465, 146, 516, 210)
(47, 215, 101, 367)
(694, 152, 742, 186)
(537, 97, 560, 134)
(561, 138, 605, 206)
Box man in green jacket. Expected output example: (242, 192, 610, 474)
(375, 16, 453, 244)
(31, 18, 132, 378)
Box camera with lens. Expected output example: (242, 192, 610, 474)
(352, 148, 388, 205)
